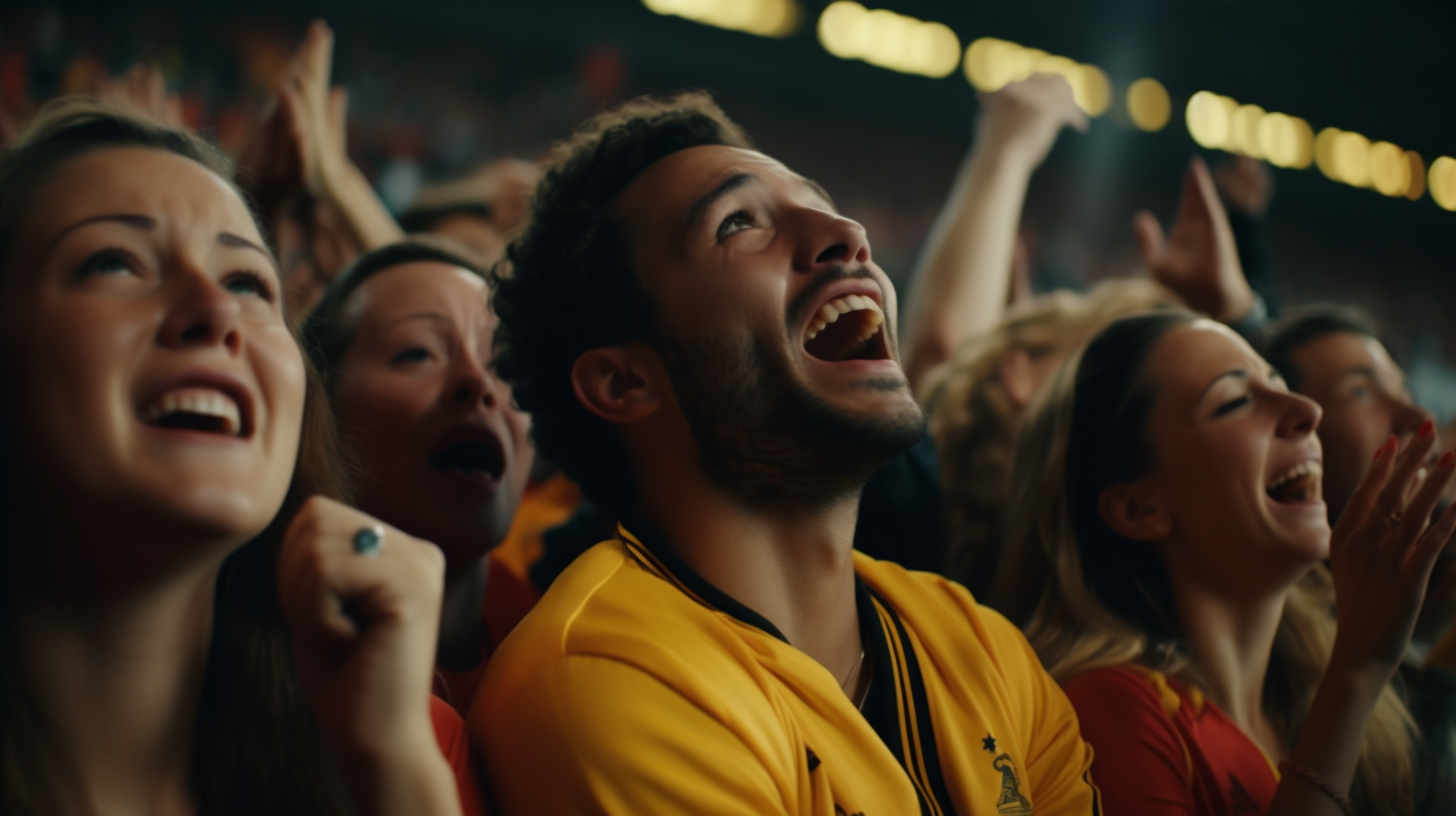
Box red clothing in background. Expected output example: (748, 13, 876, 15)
(1064, 665, 1278, 816)
(435, 474, 582, 712)
(432, 694, 487, 815)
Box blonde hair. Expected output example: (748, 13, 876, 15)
(927, 278, 1176, 594)
(999, 311, 1415, 813)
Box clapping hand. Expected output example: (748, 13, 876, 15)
(1327, 422, 1456, 678)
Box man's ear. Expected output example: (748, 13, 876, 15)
(570, 342, 664, 425)
(1097, 483, 1172, 542)
(1000, 348, 1038, 408)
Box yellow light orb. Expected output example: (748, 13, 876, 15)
(1230, 104, 1266, 158)
(1368, 141, 1410, 197)
(1126, 77, 1171, 132)
(1430, 156, 1456, 211)
(1333, 131, 1372, 187)
(1186, 91, 1233, 149)
(1405, 152, 1426, 200)
(964, 37, 1010, 91)
(914, 21, 962, 78)
(1072, 64, 1111, 117)
(1315, 128, 1343, 180)
(818, 1, 868, 58)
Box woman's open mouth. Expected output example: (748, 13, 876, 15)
(1266, 459, 1322, 504)
(428, 432, 506, 486)
(803, 294, 890, 363)
(140, 385, 251, 438)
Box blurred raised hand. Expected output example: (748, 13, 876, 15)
(1133, 157, 1254, 323)
(903, 73, 1087, 395)
(1214, 155, 1275, 219)
(236, 20, 402, 258)
(94, 62, 186, 130)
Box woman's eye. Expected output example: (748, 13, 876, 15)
(717, 210, 754, 239)
(1214, 395, 1251, 417)
(77, 249, 134, 278)
(1350, 387, 1371, 400)
(222, 271, 275, 301)
(391, 347, 432, 364)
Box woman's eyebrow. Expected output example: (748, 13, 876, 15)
(45, 213, 153, 255)
(1199, 368, 1248, 400)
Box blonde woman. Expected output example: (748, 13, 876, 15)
(999, 310, 1453, 815)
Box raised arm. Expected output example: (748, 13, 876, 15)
(236, 21, 403, 254)
(1133, 157, 1256, 327)
(901, 73, 1086, 396)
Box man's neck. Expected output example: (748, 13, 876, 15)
(636, 476, 865, 689)
(14, 552, 219, 816)
(438, 556, 489, 671)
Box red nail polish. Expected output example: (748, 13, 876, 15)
(1421, 419, 1436, 438)
(1375, 437, 1396, 461)
(1442, 451, 1454, 469)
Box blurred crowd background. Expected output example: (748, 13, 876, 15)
(4, 0, 1453, 413)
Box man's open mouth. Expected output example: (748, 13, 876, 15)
(1266, 459, 1322, 504)
(803, 294, 890, 363)
(428, 434, 506, 482)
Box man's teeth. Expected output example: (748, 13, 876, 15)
(1267, 459, 1322, 491)
(805, 294, 884, 341)
(141, 387, 242, 435)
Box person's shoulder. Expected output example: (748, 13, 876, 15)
(853, 551, 1023, 651)
(1063, 664, 1181, 721)
(474, 538, 753, 715)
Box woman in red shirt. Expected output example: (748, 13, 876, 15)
(0, 100, 480, 815)
(997, 310, 1452, 815)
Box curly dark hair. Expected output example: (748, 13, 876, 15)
(489, 91, 751, 513)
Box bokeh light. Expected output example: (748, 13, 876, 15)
(1368, 141, 1409, 197)
(818, 2, 960, 78)
(643, 0, 801, 37)
(1186, 91, 1234, 149)
(1256, 113, 1314, 169)
(1405, 151, 1426, 200)
(962, 37, 1109, 116)
(1126, 78, 1171, 132)
(1230, 104, 1266, 158)
(1430, 157, 1456, 211)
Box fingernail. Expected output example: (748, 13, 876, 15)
(1375, 437, 1396, 461)
(1442, 451, 1454, 469)
(1421, 419, 1436, 438)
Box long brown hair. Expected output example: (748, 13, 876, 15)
(998, 310, 1415, 813)
(926, 278, 1177, 596)
(0, 100, 356, 815)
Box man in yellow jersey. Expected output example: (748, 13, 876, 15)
(472, 92, 1100, 816)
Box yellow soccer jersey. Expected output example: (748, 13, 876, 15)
(470, 518, 1100, 816)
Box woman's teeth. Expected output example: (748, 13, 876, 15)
(805, 294, 883, 342)
(141, 387, 243, 436)
(1266, 459, 1322, 495)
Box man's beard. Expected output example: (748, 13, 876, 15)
(661, 328, 926, 511)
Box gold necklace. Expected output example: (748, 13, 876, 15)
(839, 648, 869, 709)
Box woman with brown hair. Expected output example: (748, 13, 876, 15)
(0, 100, 477, 815)
(997, 310, 1454, 815)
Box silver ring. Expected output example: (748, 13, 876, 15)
(353, 525, 384, 557)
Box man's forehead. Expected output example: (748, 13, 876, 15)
(1299, 331, 1403, 381)
(616, 144, 797, 217)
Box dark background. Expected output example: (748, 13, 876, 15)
(4, 0, 1454, 411)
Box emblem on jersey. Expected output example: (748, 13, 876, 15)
(991, 752, 1032, 816)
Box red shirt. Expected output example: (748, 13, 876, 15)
(432, 694, 486, 815)
(1064, 665, 1278, 816)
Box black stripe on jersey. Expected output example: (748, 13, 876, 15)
(617, 518, 790, 644)
(856, 580, 957, 816)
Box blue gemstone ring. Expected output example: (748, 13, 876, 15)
(353, 525, 384, 558)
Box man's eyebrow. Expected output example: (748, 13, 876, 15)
(1200, 368, 1249, 400)
(802, 176, 837, 211)
(1336, 365, 1380, 382)
(46, 214, 154, 254)
(683, 172, 757, 234)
